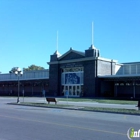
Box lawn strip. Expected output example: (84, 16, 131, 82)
(16, 102, 140, 115)
(58, 98, 137, 105)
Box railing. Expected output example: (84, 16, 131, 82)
(0, 70, 49, 81)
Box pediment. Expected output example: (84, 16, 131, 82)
(58, 49, 85, 61)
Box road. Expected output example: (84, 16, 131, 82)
(0, 97, 140, 140)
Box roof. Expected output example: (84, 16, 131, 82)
(98, 74, 140, 78)
(58, 48, 85, 60)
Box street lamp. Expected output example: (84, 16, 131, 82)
(9, 67, 23, 103)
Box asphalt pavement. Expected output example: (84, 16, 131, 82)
(0, 97, 140, 140)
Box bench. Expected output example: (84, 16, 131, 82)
(46, 98, 57, 104)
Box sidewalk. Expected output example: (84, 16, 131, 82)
(33, 97, 138, 110)
(57, 101, 137, 110)
(4, 97, 138, 110)
(7, 97, 140, 115)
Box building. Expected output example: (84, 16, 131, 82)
(0, 69, 49, 96)
(0, 45, 140, 99)
(48, 45, 140, 99)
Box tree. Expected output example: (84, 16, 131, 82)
(23, 65, 45, 71)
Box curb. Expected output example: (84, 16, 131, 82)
(7, 103, 140, 116)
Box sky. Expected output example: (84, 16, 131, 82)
(0, 0, 140, 73)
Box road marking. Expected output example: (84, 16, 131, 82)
(0, 114, 126, 136)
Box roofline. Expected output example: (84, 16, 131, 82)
(98, 57, 118, 63)
(122, 62, 140, 65)
(58, 49, 85, 60)
(48, 57, 97, 65)
(98, 74, 140, 78)
(48, 56, 118, 65)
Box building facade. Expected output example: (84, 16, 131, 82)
(0, 45, 140, 99)
(0, 70, 49, 96)
(48, 45, 115, 97)
(48, 45, 140, 99)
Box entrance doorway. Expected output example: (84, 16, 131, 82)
(63, 85, 83, 97)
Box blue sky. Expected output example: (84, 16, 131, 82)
(0, 0, 140, 73)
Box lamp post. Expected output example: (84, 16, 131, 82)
(9, 67, 23, 103)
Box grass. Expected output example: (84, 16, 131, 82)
(20, 102, 72, 108)
(58, 98, 138, 105)
(3, 96, 138, 105)
(82, 107, 140, 115)
(93, 99, 137, 105)
(58, 98, 95, 102)
(11, 102, 140, 115)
